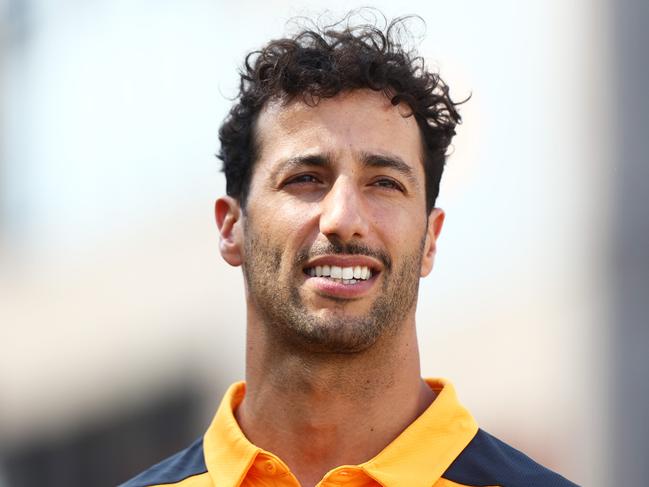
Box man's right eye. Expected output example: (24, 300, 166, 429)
(285, 174, 321, 185)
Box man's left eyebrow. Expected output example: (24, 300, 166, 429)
(360, 152, 419, 186)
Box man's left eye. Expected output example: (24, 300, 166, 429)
(372, 178, 404, 191)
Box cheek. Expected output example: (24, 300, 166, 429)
(248, 199, 319, 251)
(277, 201, 316, 238)
(368, 206, 425, 245)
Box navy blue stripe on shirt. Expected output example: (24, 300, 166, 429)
(442, 429, 580, 487)
(119, 437, 207, 487)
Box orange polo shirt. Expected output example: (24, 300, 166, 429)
(204, 378, 477, 487)
(120, 379, 578, 487)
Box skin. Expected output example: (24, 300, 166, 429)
(215, 89, 445, 487)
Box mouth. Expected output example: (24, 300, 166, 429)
(303, 264, 373, 285)
(301, 256, 382, 299)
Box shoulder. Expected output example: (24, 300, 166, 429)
(442, 429, 579, 487)
(119, 437, 208, 487)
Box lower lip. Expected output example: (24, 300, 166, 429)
(302, 273, 378, 299)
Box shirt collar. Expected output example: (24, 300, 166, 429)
(358, 379, 478, 487)
(203, 379, 478, 487)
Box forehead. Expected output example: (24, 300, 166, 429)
(254, 89, 424, 175)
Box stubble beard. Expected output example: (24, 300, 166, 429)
(242, 223, 425, 354)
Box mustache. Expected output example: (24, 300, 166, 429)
(295, 240, 392, 271)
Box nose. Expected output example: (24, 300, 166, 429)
(318, 177, 370, 242)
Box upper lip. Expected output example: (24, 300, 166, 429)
(303, 255, 383, 272)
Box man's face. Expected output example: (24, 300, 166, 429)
(222, 89, 443, 353)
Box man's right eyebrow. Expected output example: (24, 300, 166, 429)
(273, 154, 332, 174)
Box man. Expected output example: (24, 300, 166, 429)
(122, 14, 578, 487)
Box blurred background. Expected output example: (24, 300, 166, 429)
(1, 0, 647, 486)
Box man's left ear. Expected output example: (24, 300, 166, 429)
(420, 208, 445, 277)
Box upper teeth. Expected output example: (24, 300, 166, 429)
(307, 265, 372, 280)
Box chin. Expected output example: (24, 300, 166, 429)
(279, 312, 389, 355)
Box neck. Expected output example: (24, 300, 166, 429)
(236, 309, 435, 487)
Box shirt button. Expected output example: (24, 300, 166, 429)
(263, 459, 277, 475)
(333, 468, 354, 480)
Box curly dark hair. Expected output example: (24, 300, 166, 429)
(217, 13, 463, 213)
